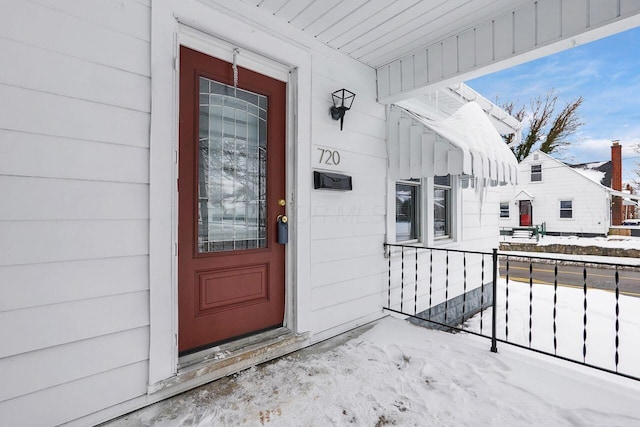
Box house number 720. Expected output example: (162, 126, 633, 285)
(317, 148, 341, 165)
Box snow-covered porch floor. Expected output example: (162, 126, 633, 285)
(104, 316, 640, 426)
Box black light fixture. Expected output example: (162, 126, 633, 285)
(330, 88, 356, 131)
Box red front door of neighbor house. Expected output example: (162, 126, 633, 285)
(178, 46, 286, 354)
(519, 200, 532, 226)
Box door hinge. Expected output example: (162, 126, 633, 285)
(174, 242, 178, 256)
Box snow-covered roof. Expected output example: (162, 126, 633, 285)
(568, 160, 611, 187)
(524, 151, 640, 201)
(572, 167, 606, 185)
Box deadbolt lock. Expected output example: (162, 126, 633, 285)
(278, 199, 286, 207)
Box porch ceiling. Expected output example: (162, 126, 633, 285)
(240, 0, 531, 68)
(240, 0, 640, 104)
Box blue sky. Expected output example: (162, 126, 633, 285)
(467, 26, 640, 183)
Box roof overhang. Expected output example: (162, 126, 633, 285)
(514, 190, 535, 201)
(234, 1, 640, 110)
(376, 2, 640, 104)
(608, 188, 640, 201)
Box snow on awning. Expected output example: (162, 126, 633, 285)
(607, 188, 640, 201)
(387, 102, 518, 186)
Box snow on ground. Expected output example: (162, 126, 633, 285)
(503, 233, 640, 250)
(466, 280, 640, 379)
(107, 307, 640, 426)
(105, 236, 640, 426)
(501, 234, 640, 266)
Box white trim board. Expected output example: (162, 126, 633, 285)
(148, 0, 313, 389)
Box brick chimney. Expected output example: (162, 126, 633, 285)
(611, 140, 623, 225)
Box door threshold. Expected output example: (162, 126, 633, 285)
(148, 328, 309, 396)
(178, 327, 293, 370)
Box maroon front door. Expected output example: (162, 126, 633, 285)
(178, 46, 286, 354)
(519, 200, 532, 226)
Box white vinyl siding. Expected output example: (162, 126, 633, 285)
(306, 50, 387, 338)
(0, 1, 151, 425)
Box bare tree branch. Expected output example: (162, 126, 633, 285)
(540, 96, 584, 155)
(502, 90, 583, 162)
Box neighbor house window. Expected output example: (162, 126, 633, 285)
(500, 202, 510, 218)
(560, 200, 573, 218)
(531, 164, 542, 182)
(434, 175, 451, 238)
(396, 180, 420, 242)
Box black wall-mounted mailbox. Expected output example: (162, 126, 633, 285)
(313, 171, 352, 191)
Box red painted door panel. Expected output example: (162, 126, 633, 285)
(519, 201, 532, 226)
(178, 46, 286, 354)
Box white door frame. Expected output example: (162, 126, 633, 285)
(149, 0, 312, 389)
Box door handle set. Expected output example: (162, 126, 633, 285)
(277, 199, 288, 244)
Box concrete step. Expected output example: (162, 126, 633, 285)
(512, 229, 532, 238)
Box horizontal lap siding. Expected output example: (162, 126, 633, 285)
(0, 220, 148, 266)
(0, 361, 149, 427)
(0, 0, 151, 425)
(308, 52, 387, 337)
(0, 256, 148, 312)
(0, 177, 148, 220)
(461, 187, 500, 249)
(0, 84, 150, 146)
(0, 130, 149, 183)
(0, 327, 149, 402)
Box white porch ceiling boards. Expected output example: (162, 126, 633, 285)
(377, 0, 640, 103)
(242, 0, 530, 68)
(241, 0, 640, 104)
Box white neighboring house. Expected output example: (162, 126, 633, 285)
(499, 148, 637, 237)
(1, 1, 638, 425)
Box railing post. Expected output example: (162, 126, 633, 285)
(491, 248, 498, 353)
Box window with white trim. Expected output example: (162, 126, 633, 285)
(434, 175, 451, 238)
(396, 180, 420, 242)
(500, 202, 510, 218)
(531, 164, 542, 182)
(560, 200, 573, 219)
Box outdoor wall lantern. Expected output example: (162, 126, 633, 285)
(330, 88, 356, 131)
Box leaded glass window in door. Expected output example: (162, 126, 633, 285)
(198, 77, 268, 252)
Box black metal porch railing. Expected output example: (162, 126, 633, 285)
(383, 243, 640, 382)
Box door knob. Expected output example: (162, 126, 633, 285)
(277, 215, 288, 223)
